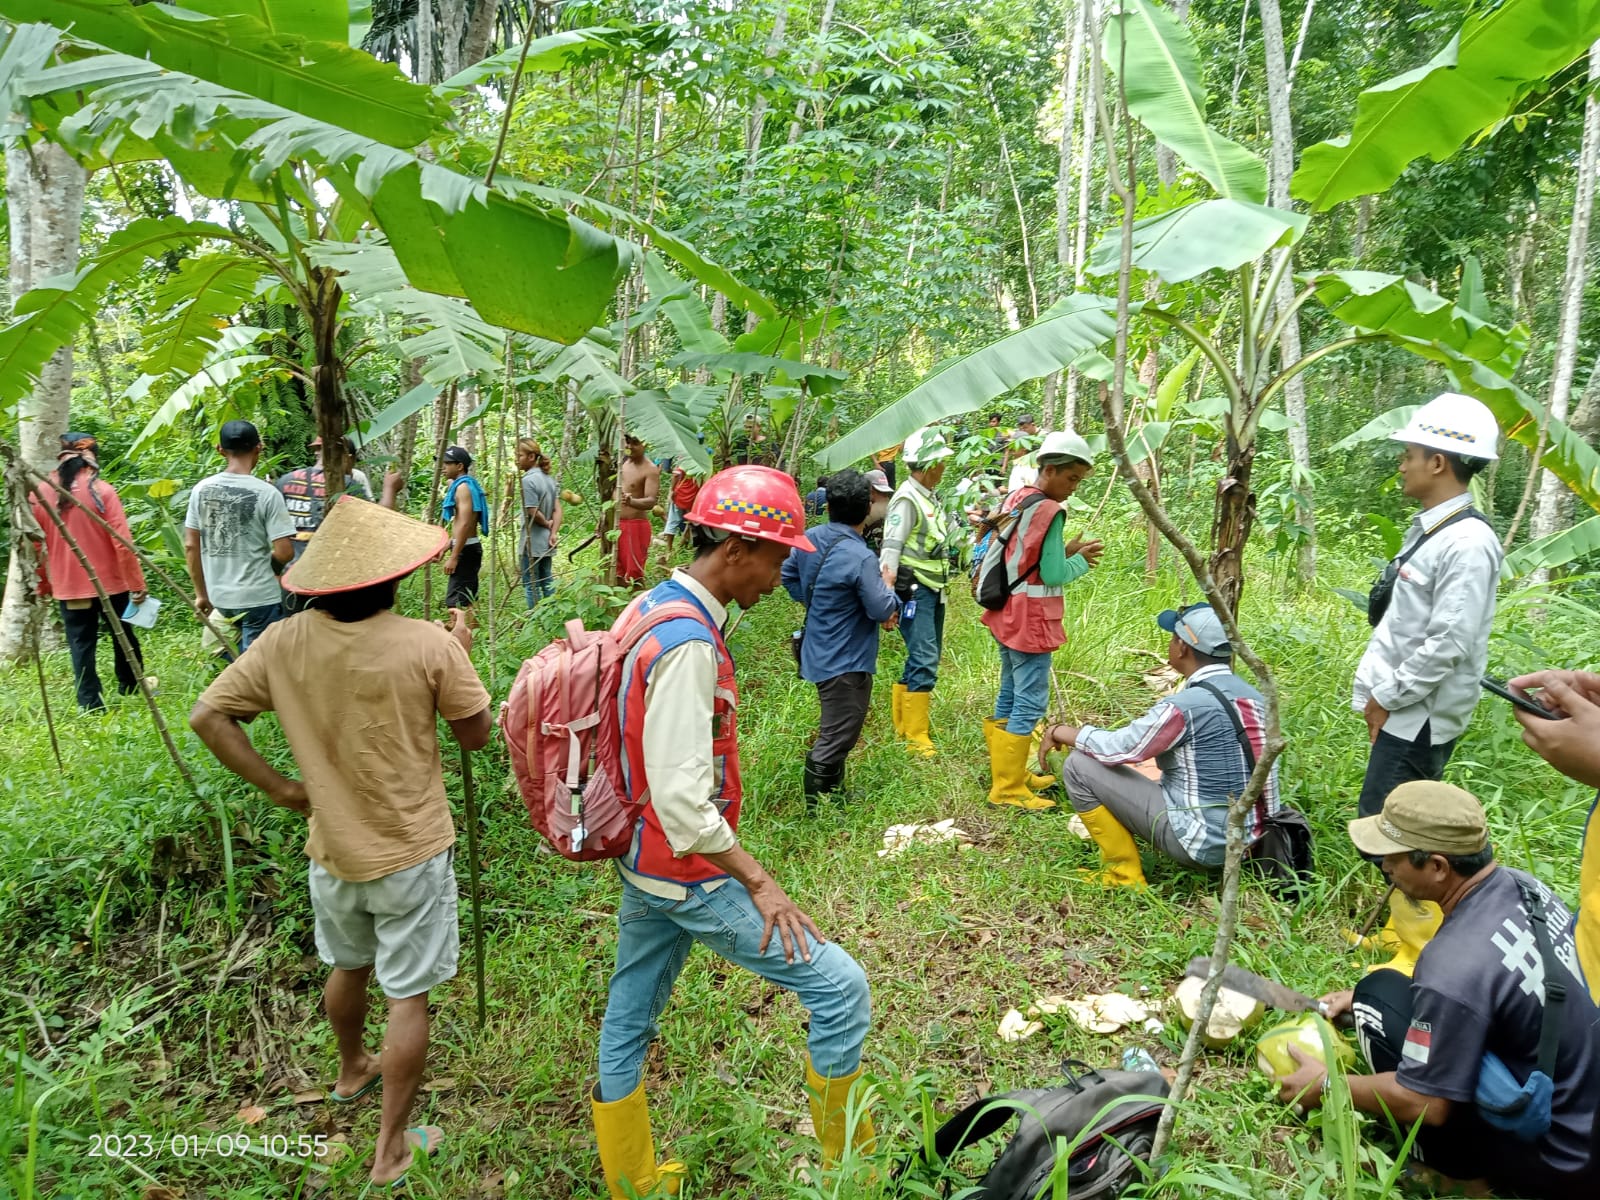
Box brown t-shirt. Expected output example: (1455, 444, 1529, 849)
(198, 609, 491, 882)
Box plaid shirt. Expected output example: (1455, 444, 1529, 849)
(1074, 664, 1280, 866)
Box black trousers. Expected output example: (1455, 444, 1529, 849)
(812, 672, 873, 766)
(1357, 719, 1457, 862)
(446, 542, 482, 608)
(60, 594, 142, 711)
(1352, 970, 1593, 1200)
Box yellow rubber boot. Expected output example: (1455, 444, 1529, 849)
(806, 1058, 877, 1169)
(891, 683, 907, 738)
(1372, 896, 1442, 978)
(1078, 805, 1147, 888)
(901, 690, 937, 758)
(591, 1082, 684, 1199)
(985, 718, 1056, 791)
(988, 729, 1056, 810)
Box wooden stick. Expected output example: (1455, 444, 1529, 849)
(32, 619, 63, 773)
(459, 744, 487, 1031)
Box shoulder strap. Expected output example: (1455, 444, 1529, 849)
(804, 536, 844, 612)
(616, 599, 708, 653)
(1393, 506, 1488, 572)
(1189, 679, 1256, 772)
(1516, 879, 1568, 1081)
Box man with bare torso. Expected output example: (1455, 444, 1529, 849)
(615, 434, 659, 587)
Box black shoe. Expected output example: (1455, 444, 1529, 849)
(802, 755, 846, 809)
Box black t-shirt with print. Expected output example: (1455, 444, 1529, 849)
(1400, 867, 1600, 1176)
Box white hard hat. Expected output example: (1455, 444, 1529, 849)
(1389, 392, 1499, 462)
(903, 426, 953, 466)
(1036, 430, 1094, 465)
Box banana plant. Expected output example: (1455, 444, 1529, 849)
(819, 0, 1600, 611)
(0, 1, 776, 488)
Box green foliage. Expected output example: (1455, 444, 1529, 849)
(139, 253, 270, 378)
(1103, 0, 1267, 203)
(816, 295, 1121, 470)
(0, 0, 450, 146)
(1309, 271, 1527, 379)
(1087, 199, 1308, 284)
(1292, 0, 1600, 211)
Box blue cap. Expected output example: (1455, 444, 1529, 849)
(1157, 603, 1232, 657)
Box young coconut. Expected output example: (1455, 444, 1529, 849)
(1172, 974, 1265, 1048)
(1255, 1014, 1355, 1081)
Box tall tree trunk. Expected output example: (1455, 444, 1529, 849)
(1063, 17, 1098, 428)
(0, 141, 88, 664)
(1210, 433, 1258, 615)
(788, 0, 837, 143)
(310, 268, 353, 493)
(1529, 41, 1600, 580)
(1153, 0, 1191, 186)
(1259, 0, 1315, 584)
(1044, 0, 1086, 427)
(460, 0, 499, 68)
(415, 0, 436, 88)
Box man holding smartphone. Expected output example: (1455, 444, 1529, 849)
(1350, 393, 1504, 974)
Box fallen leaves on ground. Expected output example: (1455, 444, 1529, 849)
(235, 1104, 267, 1125)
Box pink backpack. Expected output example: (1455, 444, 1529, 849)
(500, 600, 701, 860)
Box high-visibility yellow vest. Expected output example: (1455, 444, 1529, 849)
(890, 479, 950, 592)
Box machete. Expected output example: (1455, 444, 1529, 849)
(1183, 957, 1352, 1027)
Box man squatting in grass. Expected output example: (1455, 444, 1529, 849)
(1277, 782, 1600, 1200)
(1038, 603, 1282, 887)
(1349, 392, 1505, 976)
(979, 431, 1103, 812)
(781, 468, 901, 806)
(189, 497, 492, 1187)
(879, 426, 957, 757)
(592, 466, 872, 1198)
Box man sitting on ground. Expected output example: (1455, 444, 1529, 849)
(1277, 782, 1600, 1200)
(1037, 603, 1280, 886)
(189, 497, 492, 1188)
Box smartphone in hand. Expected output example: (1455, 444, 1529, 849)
(1481, 675, 1566, 721)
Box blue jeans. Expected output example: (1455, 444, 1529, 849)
(219, 601, 284, 659)
(520, 550, 554, 608)
(597, 878, 871, 1101)
(896, 587, 945, 692)
(992, 639, 1053, 735)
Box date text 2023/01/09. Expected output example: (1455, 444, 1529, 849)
(88, 1131, 330, 1159)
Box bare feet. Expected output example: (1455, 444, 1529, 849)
(370, 1124, 443, 1186)
(332, 1051, 382, 1101)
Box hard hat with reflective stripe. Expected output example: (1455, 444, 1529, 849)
(684, 464, 815, 551)
(1036, 430, 1094, 465)
(903, 426, 953, 466)
(1389, 392, 1499, 461)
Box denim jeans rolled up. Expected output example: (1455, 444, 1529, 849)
(520, 550, 554, 608)
(896, 587, 945, 692)
(597, 877, 871, 1101)
(992, 640, 1053, 735)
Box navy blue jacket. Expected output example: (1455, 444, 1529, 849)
(781, 523, 901, 682)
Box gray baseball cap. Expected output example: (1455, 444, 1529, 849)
(864, 468, 893, 493)
(1157, 603, 1232, 656)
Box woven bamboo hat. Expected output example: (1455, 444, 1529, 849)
(281, 495, 448, 595)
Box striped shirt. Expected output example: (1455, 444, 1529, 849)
(1074, 664, 1281, 866)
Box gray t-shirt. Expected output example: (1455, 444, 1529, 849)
(520, 467, 558, 558)
(185, 472, 295, 609)
(1400, 867, 1600, 1176)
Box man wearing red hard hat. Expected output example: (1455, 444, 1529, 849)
(590, 465, 874, 1196)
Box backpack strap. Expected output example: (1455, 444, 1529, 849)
(1391, 505, 1489, 573)
(1516, 880, 1567, 1082)
(1189, 678, 1264, 828)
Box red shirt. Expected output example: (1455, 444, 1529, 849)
(671, 470, 700, 512)
(31, 470, 146, 601)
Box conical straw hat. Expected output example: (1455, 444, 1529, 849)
(282, 495, 448, 595)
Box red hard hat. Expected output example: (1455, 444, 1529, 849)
(685, 465, 815, 551)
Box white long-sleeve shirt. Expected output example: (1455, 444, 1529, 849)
(1352, 492, 1503, 744)
(616, 570, 738, 899)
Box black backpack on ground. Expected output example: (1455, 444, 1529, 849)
(899, 1061, 1169, 1199)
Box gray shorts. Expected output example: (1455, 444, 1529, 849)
(310, 848, 459, 998)
(664, 501, 687, 535)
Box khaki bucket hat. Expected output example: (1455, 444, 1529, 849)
(281, 495, 448, 596)
(1347, 780, 1488, 858)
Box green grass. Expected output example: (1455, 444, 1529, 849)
(2, 516, 1596, 1198)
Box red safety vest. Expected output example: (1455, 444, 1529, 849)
(981, 485, 1067, 654)
(617, 580, 743, 885)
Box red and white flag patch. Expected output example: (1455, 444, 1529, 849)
(1402, 1021, 1433, 1065)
